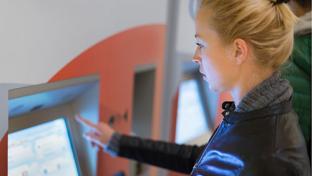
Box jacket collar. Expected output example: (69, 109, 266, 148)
(235, 71, 293, 112)
(222, 100, 293, 124)
(221, 71, 294, 123)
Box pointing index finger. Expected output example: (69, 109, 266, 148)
(75, 115, 99, 131)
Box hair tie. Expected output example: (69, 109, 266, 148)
(271, 0, 290, 5)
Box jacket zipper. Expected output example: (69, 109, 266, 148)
(190, 121, 225, 175)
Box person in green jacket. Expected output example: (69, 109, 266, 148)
(282, 0, 311, 158)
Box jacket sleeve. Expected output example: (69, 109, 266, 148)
(117, 134, 206, 174)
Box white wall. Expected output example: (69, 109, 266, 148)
(0, 0, 167, 84)
(176, 0, 196, 60)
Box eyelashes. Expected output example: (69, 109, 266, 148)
(195, 38, 208, 49)
(196, 42, 204, 48)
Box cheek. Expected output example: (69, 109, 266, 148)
(200, 49, 236, 90)
(200, 49, 223, 79)
(201, 57, 218, 78)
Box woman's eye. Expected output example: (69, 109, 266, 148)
(196, 43, 204, 48)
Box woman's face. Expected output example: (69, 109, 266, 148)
(193, 9, 239, 92)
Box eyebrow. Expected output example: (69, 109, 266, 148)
(195, 34, 205, 43)
(194, 35, 208, 47)
(195, 34, 205, 40)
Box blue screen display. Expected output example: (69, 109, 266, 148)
(175, 79, 209, 144)
(8, 118, 80, 176)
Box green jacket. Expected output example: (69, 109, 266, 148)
(282, 12, 311, 155)
(282, 34, 311, 142)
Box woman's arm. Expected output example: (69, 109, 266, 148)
(76, 115, 206, 174)
(117, 134, 206, 174)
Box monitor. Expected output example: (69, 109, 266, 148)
(175, 79, 209, 144)
(8, 118, 80, 176)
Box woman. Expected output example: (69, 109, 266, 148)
(77, 0, 310, 175)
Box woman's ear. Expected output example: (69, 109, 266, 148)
(233, 38, 248, 65)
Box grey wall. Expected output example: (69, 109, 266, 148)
(0, 0, 167, 84)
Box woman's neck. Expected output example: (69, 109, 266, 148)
(230, 67, 274, 106)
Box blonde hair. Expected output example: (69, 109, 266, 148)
(199, 0, 298, 69)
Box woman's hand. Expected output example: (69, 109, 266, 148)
(75, 115, 115, 148)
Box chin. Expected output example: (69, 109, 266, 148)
(211, 87, 223, 93)
(208, 83, 226, 93)
(204, 77, 226, 92)
(208, 83, 219, 92)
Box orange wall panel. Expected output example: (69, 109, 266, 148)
(0, 133, 7, 176)
(49, 24, 166, 176)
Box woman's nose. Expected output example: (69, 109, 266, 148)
(192, 47, 201, 64)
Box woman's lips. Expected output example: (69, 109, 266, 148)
(200, 72, 208, 81)
(199, 69, 204, 75)
(199, 70, 205, 77)
(199, 69, 208, 80)
(200, 73, 207, 80)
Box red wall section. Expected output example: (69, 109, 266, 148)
(0, 133, 7, 176)
(49, 24, 166, 176)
